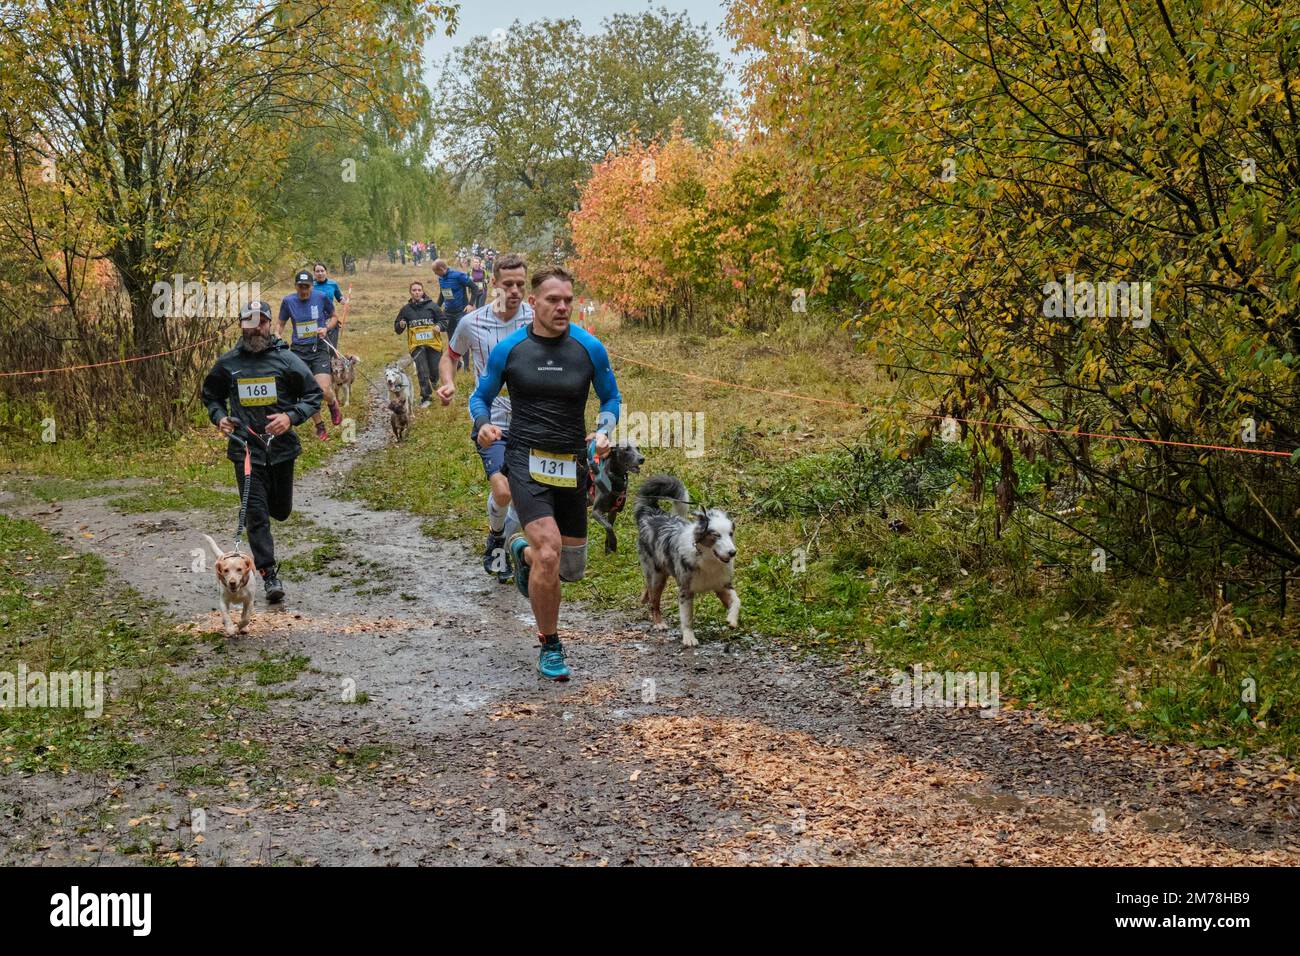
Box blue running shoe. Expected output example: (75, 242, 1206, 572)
(537, 638, 570, 681)
(509, 534, 529, 598)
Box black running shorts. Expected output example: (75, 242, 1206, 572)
(502, 445, 589, 538)
(292, 346, 332, 376)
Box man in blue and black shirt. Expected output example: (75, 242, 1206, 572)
(469, 265, 620, 681)
(313, 262, 346, 350)
(276, 270, 340, 440)
(433, 258, 475, 370)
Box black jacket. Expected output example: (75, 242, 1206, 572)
(395, 295, 447, 353)
(201, 337, 323, 467)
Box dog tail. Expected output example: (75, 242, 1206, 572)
(635, 474, 690, 523)
(201, 533, 226, 561)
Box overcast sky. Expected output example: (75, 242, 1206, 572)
(423, 0, 742, 92)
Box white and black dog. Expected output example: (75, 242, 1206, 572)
(634, 474, 739, 647)
(384, 365, 414, 408)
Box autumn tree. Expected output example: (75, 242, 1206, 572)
(437, 7, 727, 251)
(0, 0, 453, 429)
(571, 131, 795, 329)
(722, 0, 1300, 576)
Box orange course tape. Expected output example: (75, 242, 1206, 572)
(0, 331, 227, 378)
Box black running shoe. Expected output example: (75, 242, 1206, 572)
(262, 567, 286, 604)
(483, 531, 506, 576)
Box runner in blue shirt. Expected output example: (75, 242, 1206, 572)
(433, 258, 475, 369)
(313, 262, 346, 350)
(469, 265, 620, 681)
(275, 270, 341, 440)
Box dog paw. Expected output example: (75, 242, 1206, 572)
(681, 632, 699, 647)
(224, 627, 237, 637)
(651, 621, 668, 632)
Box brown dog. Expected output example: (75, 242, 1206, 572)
(388, 395, 410, 442)
(202, 534, 255, 636)
(330, 353, 359, 406)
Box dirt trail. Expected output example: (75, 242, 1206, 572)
(2, 382, 1298, 866)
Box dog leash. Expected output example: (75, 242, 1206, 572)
(226, 423, 274, 552)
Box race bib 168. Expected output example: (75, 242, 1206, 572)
(237, 376, 277, 407)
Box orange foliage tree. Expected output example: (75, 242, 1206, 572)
(570, 132, 797, 329)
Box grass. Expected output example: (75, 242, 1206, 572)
(0, 515, 195, 774)
(7, 476, 127, 502)
(108, 484, 238, 514)
(0, 515, 338, 803)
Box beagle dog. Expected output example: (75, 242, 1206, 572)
(202, 534, 255, 636)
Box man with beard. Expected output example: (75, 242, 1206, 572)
(469, 266, 621, 680)
(437, 253, 532, 582)
(201, 300, 323, 604)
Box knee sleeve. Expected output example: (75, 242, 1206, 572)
(559, 542, 588, 582)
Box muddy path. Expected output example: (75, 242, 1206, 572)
(2, 381, 1298, 866)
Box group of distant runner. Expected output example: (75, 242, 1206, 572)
(201, 251, 617, 680)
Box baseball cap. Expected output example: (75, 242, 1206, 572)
(295, 270, 312, 285)
(239, 300, 271, 328)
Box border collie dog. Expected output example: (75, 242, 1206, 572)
(634, 474, 739, 647)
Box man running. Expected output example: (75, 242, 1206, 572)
(202, 301, 323, 604)
(432, 258, 475, 369)
(468, 265, 620, 681)
(438, 253, 533, 583)
(469, 257, 488, 309)
(313, 262, 346, 351)
(396, 279, 445, 409)
(276, 270, 340, 439)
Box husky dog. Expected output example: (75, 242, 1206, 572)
(331, 353, 359, 406)
(634, 475, 739, 647)
(387, 393, 411, 441)
(384, 365, 415, 408)
(588, 439, 644, 554)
